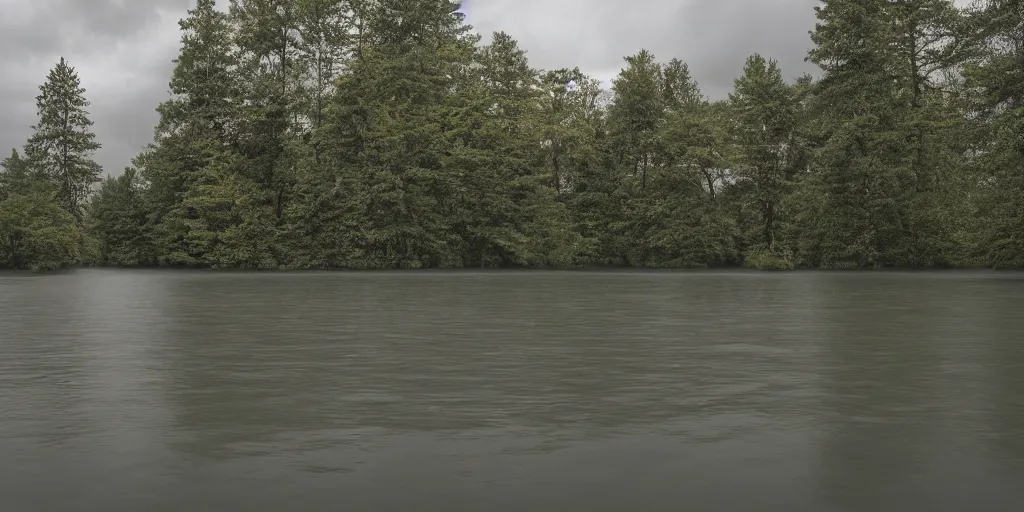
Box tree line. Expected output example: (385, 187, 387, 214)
(1, 0, 1022, 271)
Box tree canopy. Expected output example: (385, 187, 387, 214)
(2, 0, 1022, 271)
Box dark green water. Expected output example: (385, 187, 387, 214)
(1, 270, 1023, 511)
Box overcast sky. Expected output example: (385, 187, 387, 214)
(0, 0, 850, 176)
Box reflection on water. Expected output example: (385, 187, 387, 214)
(1, 270, 1023, 511)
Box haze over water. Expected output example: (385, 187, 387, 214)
(1, 270, 1023, 511)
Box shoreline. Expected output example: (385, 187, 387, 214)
(4, 265, 1018, 275)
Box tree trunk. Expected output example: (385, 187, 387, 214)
(641, 153, 648, 190)
(764, 200, 776, 246)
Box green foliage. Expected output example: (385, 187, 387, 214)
(305, 0, 478, 268)
(538, 68, 609, 263)
(795, 0, 967, 268)
(447, 31, 582, 267)
(87, 168, 156, 266)
(729, 54, 800, 256)
(962, 0, 1024, 268)
(1, 149, 33, 201)
(5, 0, 1021, 270)
(0, 185, 81, 271)
(0, 59, 98, 271)
(607, 49, 663, 192)
(743, 246, 796, 271)
(22, 58, 102, 221)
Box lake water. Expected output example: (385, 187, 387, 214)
(1, 269, 1023, 511)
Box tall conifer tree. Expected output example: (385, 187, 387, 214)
(23, 58, 102, 220)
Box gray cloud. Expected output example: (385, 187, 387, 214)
(0, 0, 187, 177)
(0, 0, 191, 65)
(466, 0, 822, 97)
(0, 0, 843, 178)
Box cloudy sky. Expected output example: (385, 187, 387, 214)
(1, 0, 839, 176)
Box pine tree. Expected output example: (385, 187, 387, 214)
(537, 68, 609, 263)
(645, 95, 737, 267)
(230, 0, 302, 220)
(23, 57, 102, 221)
(602, 50, 666, 265)
(538, 67, 604, 196)
(87, 167, 156, 266)
(606, 52, 735, 267)
(448, 31, 579, 267)
(799, 0, 964, 268)
(319, 0, 478, 268)
(279, 0, 369, 268)
(141, 0, 246, 266)
(1, 150, 80, 270)
(661, 58, 702, 112)
(729, 54, 799, 264)
(963, 0, 1024, 268)
(0, 191, 80, 270)
(657, 64, 725, 204)
(293, 0, 353, 135)
(891, 0, 969, 267)
(1, 149, 31, 201)
(607, 49, 663, 192)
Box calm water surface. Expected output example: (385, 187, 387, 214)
(1, 270, 1023, 511)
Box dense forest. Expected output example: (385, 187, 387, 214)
(1, 0, 1022, 270)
